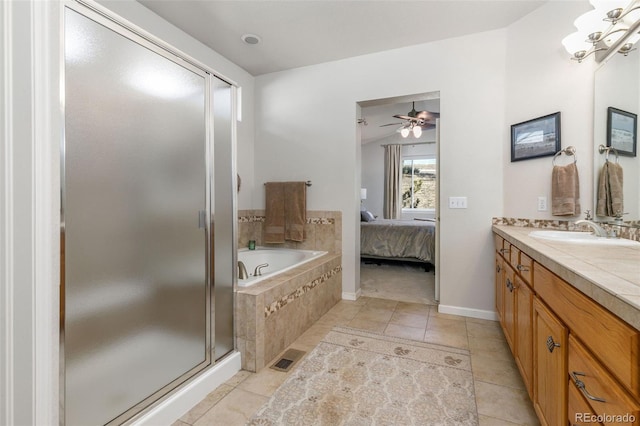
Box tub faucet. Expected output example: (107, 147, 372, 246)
(254, 263, 269, 276)
(238, 261, 249, 279)
(574, 220, 608, 238)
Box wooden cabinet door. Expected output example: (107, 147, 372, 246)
(495, 254, 504, 322)
(515, 276, 533, 398)
(533, 297, 567, 426)
(502, 263, 516, 353)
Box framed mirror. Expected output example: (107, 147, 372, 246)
(593, 41, 640, 224)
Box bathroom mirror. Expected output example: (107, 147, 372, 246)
(593, 43, 640, 224)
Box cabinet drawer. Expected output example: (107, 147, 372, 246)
(568, 378, 602, 426)
(494, 234, 504, 252)
(509, 244, 520, 269)
(568, 336, 640, 426)
(534, 263, 640, 398)
(517, 251, 532, 285)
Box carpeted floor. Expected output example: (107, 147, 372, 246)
(248, 326, 478, 425)
(360, 260, 437, 305)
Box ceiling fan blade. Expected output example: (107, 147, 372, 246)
(415, 111, 440, 121)
(393, 114, 416, 121)
(380, 122, 404, 127)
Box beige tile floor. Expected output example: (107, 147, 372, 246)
(173, 297, 540, 426)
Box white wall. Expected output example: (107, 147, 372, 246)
(253, 0, 601, 316)
(254, 29, 508, 310)
(3, 0, 255, 423)
(504, 1, 595, 219)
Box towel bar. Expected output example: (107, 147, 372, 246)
(264, 181, 312, 186)
(552, 146, 577, 165)
(598, 144, 619, 163)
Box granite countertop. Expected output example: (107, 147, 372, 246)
(493, 225, 640, 331)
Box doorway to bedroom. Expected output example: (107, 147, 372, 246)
(358, 92, 440, 305)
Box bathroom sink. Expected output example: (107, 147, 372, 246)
(529, 230, 640, 246)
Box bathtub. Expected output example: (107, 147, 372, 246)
(237, 247, 327, 287)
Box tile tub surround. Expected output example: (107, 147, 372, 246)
(493, 224, 640, 331)
(492, 216, 640, 241)
(238, 210, 342, 253)
(235, 253, 342, 372)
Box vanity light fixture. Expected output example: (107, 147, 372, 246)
(562, 0, 640, 62)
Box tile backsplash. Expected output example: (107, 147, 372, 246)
(238, 210, 342, 253)
(492, 217, 639, 242)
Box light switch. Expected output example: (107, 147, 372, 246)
(449, 197, 468, 209)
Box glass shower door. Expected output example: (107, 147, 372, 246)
(63, 8, 210, 425)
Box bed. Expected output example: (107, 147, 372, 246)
(360, 217, 436, 268)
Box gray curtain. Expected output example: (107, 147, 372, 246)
(383, 144, 402, 219)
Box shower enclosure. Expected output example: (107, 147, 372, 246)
(62, 4, 235, 425)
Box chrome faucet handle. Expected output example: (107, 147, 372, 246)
(584, 210, 592, 221)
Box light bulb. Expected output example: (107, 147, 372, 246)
(412, 125, 422, 138)
(562, 32, 592, 56)
(400, 127, 410, 138)
(575, 9, 609, 41)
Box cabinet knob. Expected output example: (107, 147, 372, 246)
(506, 278, 514, 292)
(516, 264, 529, 272)
(546, 335, 560, 353)
(570, 371, 607, 403)
(496, 265, 501, 273)
(499, 248, 510, 254)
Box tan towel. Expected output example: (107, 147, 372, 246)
(264, 182, 285, 243)
(264, 181, 307, 243)
(552, 162, 581, 216)
(596, 162, 624, 217)
(284, 182, 306, 242)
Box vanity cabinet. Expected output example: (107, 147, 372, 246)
(493, 230, 640, 426)
(494, 236, 534, 396)
(533, 297, 567, 426)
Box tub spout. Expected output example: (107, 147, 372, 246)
(254, 263, 269, 276)
(238, 261, 249, 279)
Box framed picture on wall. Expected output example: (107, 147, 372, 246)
(607, 107, 637, 157)
(510, 112, 561, 162)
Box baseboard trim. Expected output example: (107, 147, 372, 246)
(438, 305, 498, 321)
(342, 288, 361, 301)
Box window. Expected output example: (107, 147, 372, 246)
(402, 157, 436, 210)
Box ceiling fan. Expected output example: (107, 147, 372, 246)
(380, 102, 439, 137)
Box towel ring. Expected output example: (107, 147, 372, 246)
(552, 146, 577, 165)
(598, 144, 619, 163)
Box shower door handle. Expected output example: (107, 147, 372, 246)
(198, 210, 207, 229)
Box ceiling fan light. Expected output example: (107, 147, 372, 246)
(400, 127, 410, 138)
(412, 125, 422, 138)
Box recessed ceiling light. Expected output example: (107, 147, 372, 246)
(241, 34, 261, 45)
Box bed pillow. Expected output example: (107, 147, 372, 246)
(361, 210, 376, 222)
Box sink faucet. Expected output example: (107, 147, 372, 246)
(238, 261, 249, 279)
(574, 220, 608, 238)
(253, 263, 269, 276)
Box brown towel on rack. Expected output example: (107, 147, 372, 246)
(552, 162, 581, 216)
(284, 182, 306, 242)
(264, 181, 307, 243)
(596, 161, 624, 217)
(264, 182, 286, 243)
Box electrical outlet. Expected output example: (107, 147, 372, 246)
(538, 196, 548, 212)
(449, 197, 468, 209)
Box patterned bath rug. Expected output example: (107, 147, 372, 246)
(247, 326, 478, 425)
